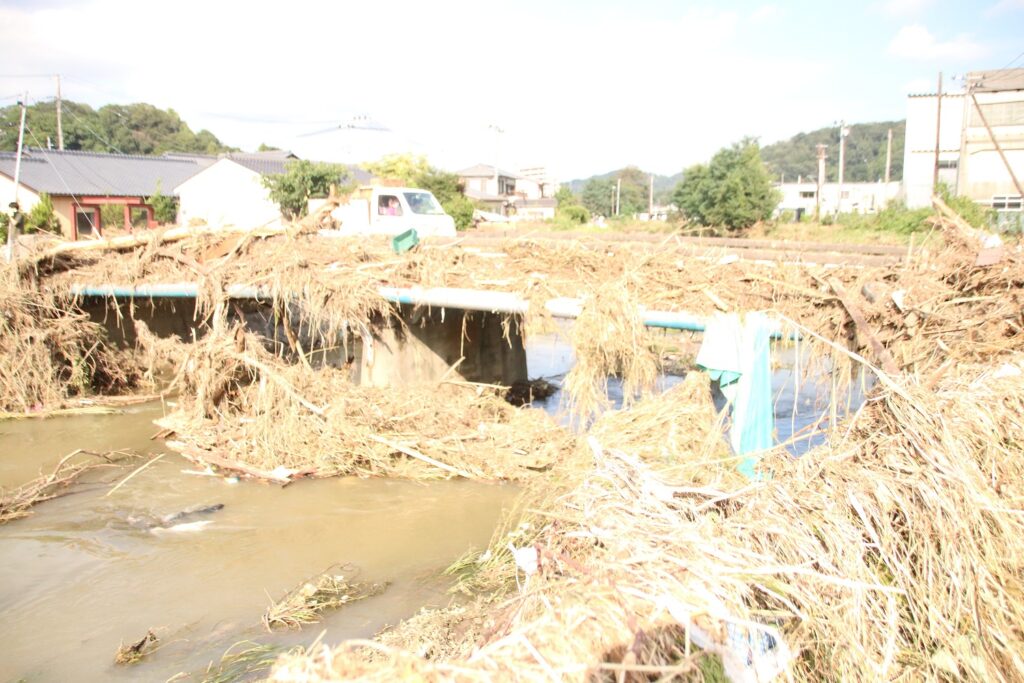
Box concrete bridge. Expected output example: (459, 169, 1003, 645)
(74, 283, 711, 388)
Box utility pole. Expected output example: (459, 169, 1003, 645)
(615, 178, 621, 216)
(837, 121, 847, 215)
(648, 174, 654, 216)
(970, 88, 1024, 200)
(815, 144, 827, 221)
(884, 128, 893, 184)
(7, 93, 28, 261)
(932, 72, 943, 194)
(55, 74, 64, 150)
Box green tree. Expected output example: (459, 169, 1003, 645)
(555, 185, 578, 207)
(581, 177, 615, 217)
(262, 160, 352, 219)
(25, 193, 60, 234)
(362, 153, 431, 185)
(147, 181, 178, 224)
(0, 100, 234, 154)
(673, 138, 780, 231)
(615, 166, 650, 215)
(257, 143, 281, 152)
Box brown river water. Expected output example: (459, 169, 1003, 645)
(0, 402, 517, 682)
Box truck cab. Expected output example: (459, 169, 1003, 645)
(328, 186, 456, 238)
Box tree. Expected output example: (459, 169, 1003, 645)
(672, 138, 780, 231)
(0, 99, 235, 154)
(581, 177, 615, 217)
(257, 143, 281, 152)
(615, 166, 650, 216)
(555, 185, 578, 207)
(25, 193, 60, 234)
(262, 160, 352, 219)
(362, 154, 430, 186)
(147, 181, 178, 224)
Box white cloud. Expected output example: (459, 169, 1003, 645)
(749, 4, 781, 23)
(0, 1, 861, 178)
(875, 0, 933, 15)
(888, 24, 989, 61)
(985, 0, 1024, 15)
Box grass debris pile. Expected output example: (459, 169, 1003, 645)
(263, 565, 387, 631)
(270, 353, 1024, 681)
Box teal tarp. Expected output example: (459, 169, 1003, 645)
(695, 313, 774, 478)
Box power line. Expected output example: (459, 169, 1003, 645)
(23, 125, 95, 233)
(61, 104, 125, 155)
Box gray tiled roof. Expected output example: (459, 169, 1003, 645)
(0, 148, 206, 197)
(223, 151, 297, 175)
(457, 163, 520, 178)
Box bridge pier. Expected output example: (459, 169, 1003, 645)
(357, 305, 527, 387)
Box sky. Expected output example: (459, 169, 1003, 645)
(0, 0, 1022, 180)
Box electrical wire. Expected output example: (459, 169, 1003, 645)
(22, 126, 96, 232)
(62, 104, 126, 155)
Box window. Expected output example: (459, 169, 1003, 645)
(799, 191, 815, 199)
(937, 159, 958, 169)
(992, 195, 1023, 211)
(378, 195, 403, 216)
(970, 100, 1024, 127)
(403, 191, 445, 215)
(498, 176, 516, 195)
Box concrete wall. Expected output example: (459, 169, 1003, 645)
(776, 181, 901, 215)
(359, 306, 527, 387)
(176, 159, 281, 228)
(904, 89, 1024, 209)
(83, 297, 528, 389)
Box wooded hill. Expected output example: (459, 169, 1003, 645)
(0, 100, 234, 155)
(760, 120, 905, 183)
(565, 169, 682, 205)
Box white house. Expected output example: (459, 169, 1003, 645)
(776, 181, 901, 218)
(174, 151, 298, 228)
(903, 68, 1024, 211)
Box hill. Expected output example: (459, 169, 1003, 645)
(760, 120, 905, 183)
(0, 100, 234, 156)
(565, 169, 683, 204)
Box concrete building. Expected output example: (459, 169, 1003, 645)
(903, 68, 1024, 211)
(776, 181, 901, 219)
(0, 148, 206, 239)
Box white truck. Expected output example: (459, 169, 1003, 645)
(324, 186, 456, 238)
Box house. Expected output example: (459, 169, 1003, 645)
(173, 150, 298, 228)
(0, 148, 207, 239)
(456, 163, 557, 220)
(903, 68, 1024, 212)
(776, 181, 901, 219)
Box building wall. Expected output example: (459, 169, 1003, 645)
(903, 94, 966, 209)
(175, 159, 281, 228)
(776, 181, 901, 216)
(904, 89, 1024, 209)
(0, 177, 80, 238)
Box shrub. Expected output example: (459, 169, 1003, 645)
(559, 205, 590, 224)
(25, 193, 60, 234)
(263, 160, 351, 219)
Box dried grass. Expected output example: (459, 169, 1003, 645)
(150, 324, 571, 482)
(114, 629, 159, 665)
(263, 565, 387, 631)
(0, 449, 131, 524)
(269, 355, 1024, 682)
(0, 265, 141, 414)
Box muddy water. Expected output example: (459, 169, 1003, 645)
(0, 403, 517, 682)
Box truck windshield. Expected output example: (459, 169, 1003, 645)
(403, 191, 445, 215)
